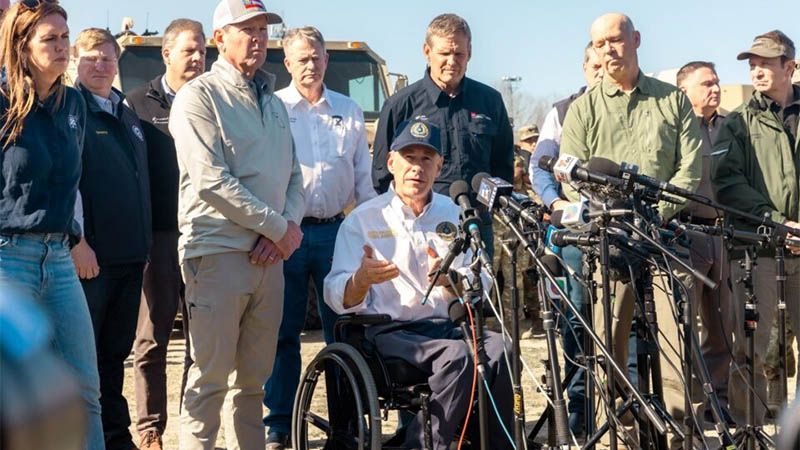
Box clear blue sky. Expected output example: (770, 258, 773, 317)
(64, 0, 797, 98)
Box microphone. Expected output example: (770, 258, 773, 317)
(538, 155, 627, 190)
(421, 235, 467, 305)
(550, 230, 600, 247)
(449, 181, 493, 273)
(540, 254, 567, 301)
(585, 158, 688, 205)
(448, 299, 467, 324)
(550, 200, 593, 232)
(472, 172, 543, 225)
(448, 298, 482, 373)
(619, 161, 695, 198)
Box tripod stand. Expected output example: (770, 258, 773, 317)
(731, 247, 775, 450)
(495, 207, 668, 449)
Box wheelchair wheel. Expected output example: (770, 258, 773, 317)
(292, 342, 382, 449)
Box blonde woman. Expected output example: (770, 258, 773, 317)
(0, 1, 104, 449)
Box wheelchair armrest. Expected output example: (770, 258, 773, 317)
(333, 314, 392, 342)
(346, 314, 392, 326)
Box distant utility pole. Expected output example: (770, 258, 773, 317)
(501, 75, 522, 128)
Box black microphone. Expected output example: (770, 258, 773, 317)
(448, 299, 467, 324)
(538, 154, 627, 190)
(540, 253, 562, 277)
(550, 230, 600, 247)
(471, 172, 543, 225)
(619, 161, 695, 198)
(449, 181, 493, 273)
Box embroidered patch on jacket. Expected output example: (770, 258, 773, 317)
(132, 125, 145, 142)
(435, 221, 457, 241)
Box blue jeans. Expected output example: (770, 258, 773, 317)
(0, 233, 105, 450)
(263, 220, 341, 434)
(561, 245, 586, 415)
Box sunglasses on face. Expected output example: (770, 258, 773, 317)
(20, 0, 57, 9)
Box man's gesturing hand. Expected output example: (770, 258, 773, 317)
(275, 220, 303, 259)
(352, 245, 399, 289)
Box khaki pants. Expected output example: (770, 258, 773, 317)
(592, 266, 703, 449)
(179, 251, 284, 450)
(728, 256, 800, 426)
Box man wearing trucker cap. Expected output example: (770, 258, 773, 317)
(168, 1, 305, 449)
(713, 29, 800, 426)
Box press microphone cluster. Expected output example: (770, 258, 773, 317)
(449, 180, 494, 273)
(471, 172, 544, 225)
(538, 155, 627, 191)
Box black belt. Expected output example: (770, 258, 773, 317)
(302, 213, 345, 225)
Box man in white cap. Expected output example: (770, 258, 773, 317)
(168, 1, 304, 449)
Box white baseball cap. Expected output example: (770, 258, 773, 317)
(212, 0, 283, 31)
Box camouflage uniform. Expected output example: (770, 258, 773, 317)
(492, 148, 540, 333)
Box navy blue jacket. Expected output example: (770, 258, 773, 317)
(126, 76, 179, 232)
(372, 70, 514, 195)
(77, 84, 152, 265)
(1, 87, 86, 237)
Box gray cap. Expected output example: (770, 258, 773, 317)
(737, 31, 795, 61)
(213, 0, 282, 31)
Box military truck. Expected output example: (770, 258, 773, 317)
(67, 34, 407, 146)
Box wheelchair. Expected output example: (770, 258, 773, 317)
(291, 313, 441, 450)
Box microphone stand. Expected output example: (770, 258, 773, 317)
(731, 246, 775, 450)
(497, 222, 527, 449)
(614, 215, 738, 449)
(497, 208, 568, 449)
(460, 250, 491, 450)
(495, 207, 669, 447)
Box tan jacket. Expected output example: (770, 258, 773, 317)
(169, 57, 305, 260)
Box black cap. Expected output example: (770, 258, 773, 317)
(390, 117, 442, 155)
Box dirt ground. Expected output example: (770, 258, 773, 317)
(122, 326, 797, 449)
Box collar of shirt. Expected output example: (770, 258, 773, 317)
(601, 70, 653, 97)
(91, 90, 120, 115)
(281, 81, 331, 111)
(160, 75, 177, 104)
(701, 111, 722, 127)
(211, 56, 275, 96)
(422, 68, 467, 104)
(387, 182, 435, 220)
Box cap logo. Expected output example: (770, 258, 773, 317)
(243, 0, 265, 10)
(410, 122, 429, 139)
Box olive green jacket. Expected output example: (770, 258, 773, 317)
(560, 73, 702, 220)
(712, 86, 800, 229)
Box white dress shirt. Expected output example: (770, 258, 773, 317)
(276, 83, 376, 219)
(325, 188, 486, 322)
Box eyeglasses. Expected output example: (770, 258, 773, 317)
(80, 55, 118, 66)
(20, 0, 57, 9)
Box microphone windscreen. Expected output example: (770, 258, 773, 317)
(538, 155, 556, 171)
(550, 209, 564, 228)
(540, 254, 563, 277)
(587, 157, 621, 176)
(470, 172, 491, 194)
(449, 180, 470, 203)
(448, 299, 467, 323)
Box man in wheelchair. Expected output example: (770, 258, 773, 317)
(323, 118, 514, 450)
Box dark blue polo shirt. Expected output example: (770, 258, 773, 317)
(1, 87, 86, 236)
(372, 70, 514, 196)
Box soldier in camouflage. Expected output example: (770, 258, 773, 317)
(492, 125, 543, 337)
